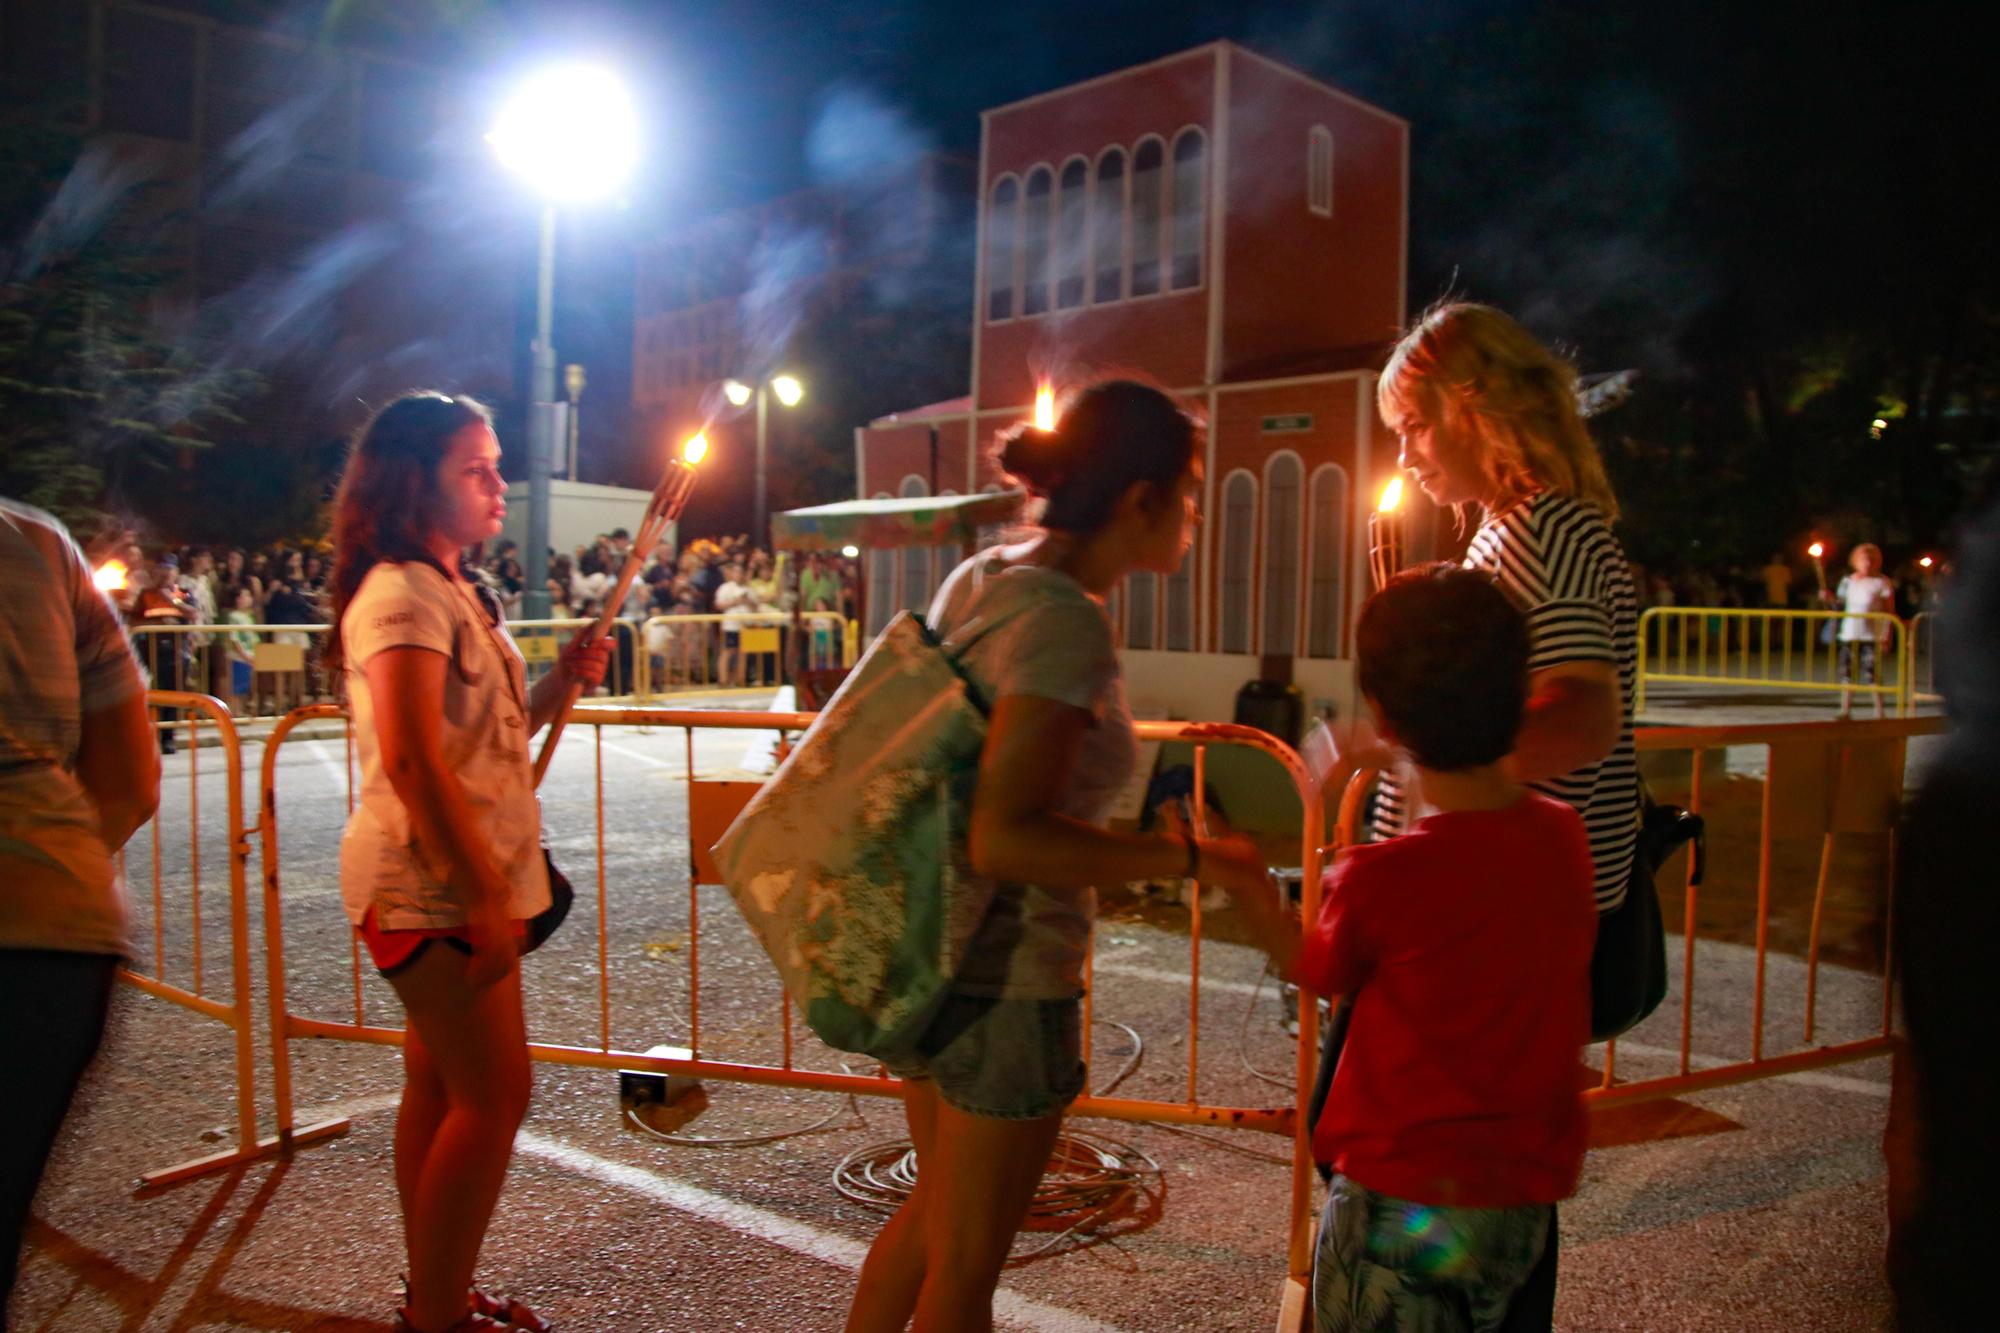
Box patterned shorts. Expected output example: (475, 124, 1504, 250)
(880, 992, 1085, 1121)
(1837, 640, 1878, 685)
(1312, 1173, 1550, 1333)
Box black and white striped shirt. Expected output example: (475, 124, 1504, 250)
(1374, 492, 1640, 912)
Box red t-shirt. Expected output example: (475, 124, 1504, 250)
(1298, 792, 1598, 1207)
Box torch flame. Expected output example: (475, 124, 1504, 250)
(1378, 476, 1404, 513)
(1919, 555, 1934, 569)
(1807, 541, 1824, 560)
(93, 560, 128, 593)
(681, 433, 709, 465)
(1033, 383, 1056, 432)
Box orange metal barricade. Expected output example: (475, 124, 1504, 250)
(252, 703, 1933, 1329)
(116, 692, 313, 1188)
(254, 705, 1326, 1322)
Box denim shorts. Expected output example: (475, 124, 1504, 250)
(882, 992, 1086, 1121)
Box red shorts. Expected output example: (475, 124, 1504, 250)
(357, 908, 526, 977)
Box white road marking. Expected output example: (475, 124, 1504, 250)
(593, 738, 677, 771)
(305, 739, 350, 791)
(516, 1131, 1132, 1333)
(1091, 963, 1889, 1097)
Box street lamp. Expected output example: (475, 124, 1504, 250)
(723, 373, 805, 541)
(488, 62, 639, 619)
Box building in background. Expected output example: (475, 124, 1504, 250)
(0, 0, 523, 534)
(630, 152, 976, 539)
(855, 40, 1433, 719)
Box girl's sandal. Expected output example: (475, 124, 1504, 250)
(395, 1309, 513, 1332)
(469, 1288, 554, 1333)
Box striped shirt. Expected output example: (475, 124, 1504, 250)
(1374, 492, 1640, 911)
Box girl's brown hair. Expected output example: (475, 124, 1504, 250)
(993, 377, 1202, 535)
(325, 392, 492, 674)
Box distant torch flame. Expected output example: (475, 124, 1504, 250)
(1033, 384, 1056, 432)
(1919, 555, 1934, 569)
(1377, 476, 1404, 514)
(681, 433, 709, 465)
(1807, 541, 1825, 560)
(93, 560, 128, 593)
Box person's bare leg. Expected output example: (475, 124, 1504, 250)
(394, 1016, 450, 1255)
(844, 1079, 941, 1333)
(909, 1102, 1065, 1333)
(389, 945, 531, 1332)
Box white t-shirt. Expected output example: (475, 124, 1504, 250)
(1836, 573, 1895, 641)
(338, 562, 549, 929)
(716, 580, 758, 618)
(928, 548, 1135, 999)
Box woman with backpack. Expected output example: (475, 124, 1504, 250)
(843, 379, 1293, 1333)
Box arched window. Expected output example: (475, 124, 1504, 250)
(1129, 138, 1164, 297)
(867, 492, 896, 637)
(1091, 148, 1125, 304)
(1127, 570, 1157, 650)
(933, 489, 960, 608)
(1219, 471, 1256, 654)
(985, 175, 1018, 320)
(1170, 129, 1206, 291)
(1021, 166, 1053, 316)
(1261, 453, 1302, 655)
(899, 476, 931, 614)
(1306, 464, 1350, 657)
(1055, 159, 1088, 310)
(1165, 547, 1194, 651)
(1307, 126, 1333, 217)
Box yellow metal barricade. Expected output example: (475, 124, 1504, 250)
(1636, 607, 1908, 713)
(1905, 611, 1941, 709)
(632, 612, 853, 697)
(128, 623, 333, 719)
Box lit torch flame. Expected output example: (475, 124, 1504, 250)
(1807, 541, 1824, 560)
(682, 432, 709, 465)
(93, 560, 128, 593)
(1033, 383, 1056, 432)
(1919, 555, 1934, 569)
(1378, 476, 1404, 513)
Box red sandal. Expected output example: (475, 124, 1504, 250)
(395, 1309, 512, 1333)
(398, 1278, 553, 1332)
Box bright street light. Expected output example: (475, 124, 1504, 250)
(724, 373, 805, 541)
(487, 62, 640, 620)
(487, 64, 639, 202)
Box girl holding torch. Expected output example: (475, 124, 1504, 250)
(325, 393, 608, 1333)
(1372, 303, 1639, 1329)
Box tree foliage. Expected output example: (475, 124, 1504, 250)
(0, 103, 259, 539)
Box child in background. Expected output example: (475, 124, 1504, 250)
(1300, 565, 1597, 1332)
(223, 583, 259, 702)
(1825, 542, 1896, 720)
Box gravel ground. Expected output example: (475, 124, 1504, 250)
(10, 708, 1900, 1332)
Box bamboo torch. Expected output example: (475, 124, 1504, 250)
(532, 431, 708, 786)
(1367, 476, 1406, 591)
(1807, 540, 1828, 597)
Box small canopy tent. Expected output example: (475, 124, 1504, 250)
(770, 491, 1028, 665)
(769, 490, 1028, 554)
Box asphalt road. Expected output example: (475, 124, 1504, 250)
(12, 706, 1899, 1331)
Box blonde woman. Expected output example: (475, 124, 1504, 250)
(1372, 301, 1640, 1329)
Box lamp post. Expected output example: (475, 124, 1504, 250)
(563, 362, 587, 479)
(488, 63, 638, 619)
(724, 373, 804, 542)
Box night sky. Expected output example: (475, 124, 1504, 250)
(462, 0, 1980, 452)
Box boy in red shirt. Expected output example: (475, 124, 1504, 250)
(1300, 565, 1597, 1331)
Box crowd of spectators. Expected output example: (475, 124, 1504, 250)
(93, 530, 863, 714)
(1632, 549, 1942, 618)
